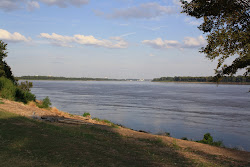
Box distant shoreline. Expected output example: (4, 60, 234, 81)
(152, 81, 250, 85)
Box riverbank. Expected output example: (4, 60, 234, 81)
(0, 98, 250, 166)
(152, 81, 250, 85)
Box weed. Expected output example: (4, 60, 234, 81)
(82, 112, 91, 117)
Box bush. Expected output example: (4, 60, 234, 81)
(197, 133, 223, 147)
(0, 77, 36, 104)
(37, 96, 52, 109)
(15, 87, 36, 104)
(0, 77, 16, 100)
(83, 112, 91, 117)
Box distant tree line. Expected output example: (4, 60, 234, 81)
(152, 76, 250, 83)
(17, 76, 121, 81)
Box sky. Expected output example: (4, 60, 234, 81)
(0, 0, 224, 79)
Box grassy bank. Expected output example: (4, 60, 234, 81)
(0, 109, 192, 167)
(1, 107, 250, 167)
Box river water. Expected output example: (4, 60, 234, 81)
(30, 80, 250, 151)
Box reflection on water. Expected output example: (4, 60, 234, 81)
(30, 80, 250, 151)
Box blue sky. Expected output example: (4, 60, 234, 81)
(0, 0, 221, 79)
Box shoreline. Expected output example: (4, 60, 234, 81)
(1, 98, 250, 166)
(152, 81, 250, 85)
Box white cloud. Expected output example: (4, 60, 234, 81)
(96, 2, 177, 19)
(142, 38, 180, 49)
(0, 0, 89, 12)
(39, 33, 128, 49)
(0, 29, 31, 42)
(183, 35, 206, 48)
(27, 1, 40, 11)
(142, 35, 206, 49)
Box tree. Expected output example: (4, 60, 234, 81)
(0, 40, 16, 83)
(181, 0, 250, 77)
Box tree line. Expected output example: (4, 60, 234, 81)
(17, 76, 122, 81)
(152, 76, 250, 83)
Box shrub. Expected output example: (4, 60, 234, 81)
(0, 77, 16, 100)
(37, 96, 52, 109)
(181, 137, 188, 140)
(15, 87, 36, 104)
(83, 112, 91, 117)
(197, 133, 223, 147)
(0, 77, 36, 104)
(42, 96, 51, 108)
(18, 81, 33, 91)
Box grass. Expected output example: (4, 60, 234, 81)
(0, 109, 194, 167)
(93, 117, 119, 128)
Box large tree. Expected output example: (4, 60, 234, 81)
(0, 40, 16, 83)
(181, 0, 249, 77)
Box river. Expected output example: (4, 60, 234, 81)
(30, 80, 250, 151)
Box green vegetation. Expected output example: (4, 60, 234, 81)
(36, 96, 52, 109)
(181, 0, 249, 77)
(197, 133, 223, 147)
(152, 76, 250, 83)
(82, 112, 91, 117)
(181, 137, 188, 141)
(17, 76, 122, 81)
(0, 40, 16, 84)
(0, 109, 194, 167)
(0, 41, 36, 104)
(93, 117, 119, 128)
(0, 77, 36, 104)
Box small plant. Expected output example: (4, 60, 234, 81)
(37, 96, 52, 109)
(83, 112, 91, 117)
(0, 99, 4, 104)
(197, 133, 223, 147)
(165, 132, 171, 137)
(181, 137, 188, 140)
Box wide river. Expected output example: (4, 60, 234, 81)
(30, 80, 250, 151)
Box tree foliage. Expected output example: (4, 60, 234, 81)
(181, 0, 250, 77)
(152, 76, 250, 83)
(0, 40, 16, 83)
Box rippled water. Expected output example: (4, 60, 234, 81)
(30, 80, 250, 151)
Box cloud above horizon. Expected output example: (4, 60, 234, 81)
(39, 33, 128, 49)
(0, 0, 89, 12)
(142, 38, 180, 49)
(0, 29, 31, 42)
(142, 35, 206, 49)
(95, 2, 177, 19)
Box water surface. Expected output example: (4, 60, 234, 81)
(30, 81, 250, 151)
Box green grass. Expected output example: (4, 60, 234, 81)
(93, 117, 119, 128)
(82, 112, 90, 117)
(0, 109, 193, 167)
